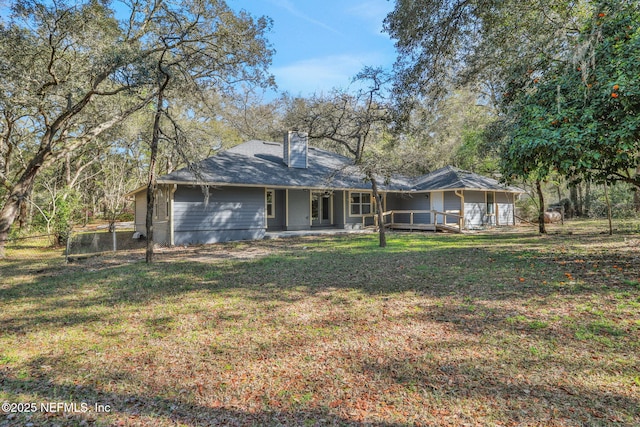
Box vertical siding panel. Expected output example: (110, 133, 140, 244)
(464, 191, 486, 228)
(443, 191, 461, 223)
(267, 189, 286, 231)
(286, 189, 310, 231)
(134, 192, 146, 233)
(497, 192, 515, 225)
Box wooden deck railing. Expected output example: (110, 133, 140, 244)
(362, 210, 464, 233)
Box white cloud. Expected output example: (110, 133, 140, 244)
(269, 0, 341, 35)
(346, 0, 394, 34)
(273, 54, 390, 96)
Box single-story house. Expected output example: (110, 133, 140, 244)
(129, 132, 523, 245)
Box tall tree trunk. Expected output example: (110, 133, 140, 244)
(634, 166, 640, 212)
(604, 184, 612, 235)
(145, 98, 163, 264)
(569, 184, 580, 217)
(584, 180, 591, 217)
(557, 185, 563, 225)
(0, 160, 43, 257)
(536, 180, 546, 234)
(369, 175, 386, 248)
(146, 66, 171, 264)
(18, 199, 28, 229)
(578, 183, 584, 217)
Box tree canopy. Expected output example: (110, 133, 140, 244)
(0, 0, 274, 256)
(501, 1, 640, 188)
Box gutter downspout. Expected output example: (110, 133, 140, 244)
(455, 190, 464, 229)
(169, 184, 177, 246)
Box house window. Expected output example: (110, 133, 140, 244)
(486, 192, 495, 215)
(350, 192, 372, 216)
(266, 189, 275, 218)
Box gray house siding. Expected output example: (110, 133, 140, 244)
(385, 193, 403, 211)
(497, 192, 515, 225)
(334, 191, 345, 227)
(173, 186, 265, 244)
(134, 192, 146, 233)
(386, 193, 425, 210)
(286, 189, 310, 231)
(385, 193, 407, 224)
(153, 185, 171, 245)
(267, 189, 286, 231)
(134, 141, 524, 244)
(344, 214, 364, 228)
(386, 192, 431, 224)
(443, 191, 462, 223)
(134, 186, 170, 243)
(464, 191, 486, 228)
(444, 191, 460, 212)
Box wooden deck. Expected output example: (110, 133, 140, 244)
(387, 223, 437, 231)
(363, 210, 464, 234)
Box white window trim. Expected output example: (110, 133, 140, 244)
(348, 191, 374, 217)
(266, 189, 276, 219)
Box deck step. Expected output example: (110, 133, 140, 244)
(388, 223, 437, 231)
(435, 224, 462, 233)
(383, 223, 462, 233)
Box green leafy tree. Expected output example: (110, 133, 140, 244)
(140, 0, 274, 263)
(383, 0, 583, 106)
(0, 0, 157, 257)
(501, 0, 640, 219)
(398, 88, 498, 175)
(0, 0, 274, 258)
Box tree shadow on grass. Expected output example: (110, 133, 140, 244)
(2, 338, 637, 427)
(1, 233, 639, 336)
(0, 369, 406, 427)
(360, 354, 639, 426)
(1, 233, 639, 426)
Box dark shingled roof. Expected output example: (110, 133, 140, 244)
(156, 140, 521, 193)
(412, 165, 522, 192)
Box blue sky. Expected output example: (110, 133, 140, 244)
(0, 0, 397, 98)
(229, 0, 397, 98)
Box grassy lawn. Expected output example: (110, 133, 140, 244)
(1, 220, 639, 426)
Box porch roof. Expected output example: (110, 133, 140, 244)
(411, 166, 523, 193)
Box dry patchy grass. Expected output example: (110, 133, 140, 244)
(1, 219, 639, 426)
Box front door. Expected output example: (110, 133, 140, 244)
(431, 191, 444, 224)
(311, 192, 332, 226)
